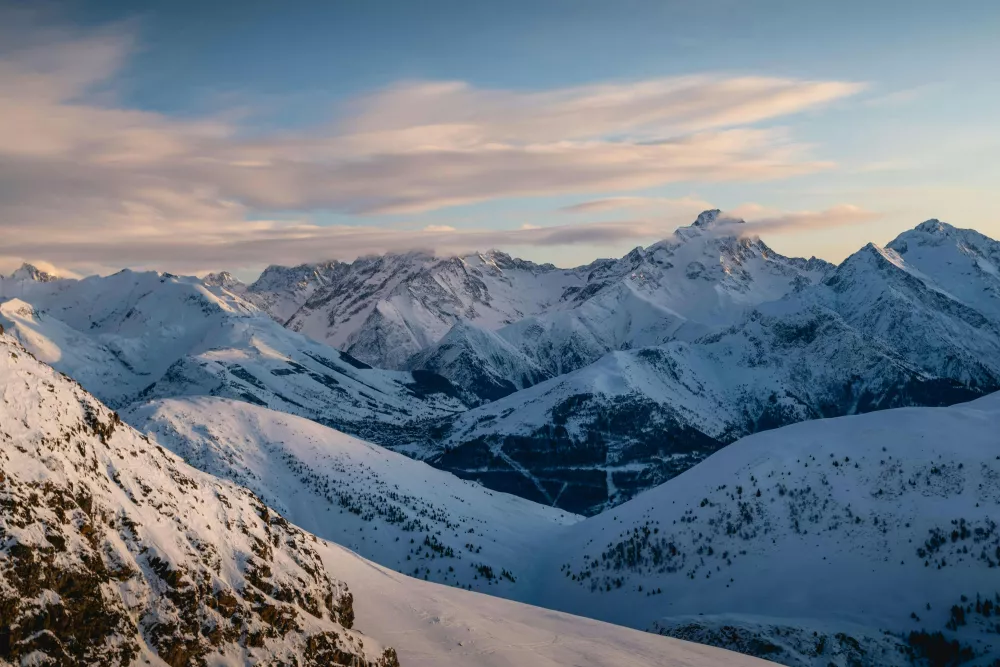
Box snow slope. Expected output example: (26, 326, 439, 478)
(0, 270, 466, 442)
(0, 333, 398, 666)
(126, 396, 578, 597)
(319, 541, 773, 667)
(526, 393, 1000, 665)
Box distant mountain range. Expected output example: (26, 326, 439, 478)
(5, 211, 1000, 665)
(5, 213, 1000, 516)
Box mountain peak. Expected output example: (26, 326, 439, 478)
(202, 270, 244, 290)
(913, 219, 954, 235)
(249, 261, 345, 293)
(8, 262, 59, 282)
(692, 209, 723, 228)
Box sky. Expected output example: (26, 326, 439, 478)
(1, 0, 998, 280)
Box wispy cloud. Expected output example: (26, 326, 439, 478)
(862, 83, 942, 108)
(0, 14, 867, 272)
(2, 205, 876, 276)
(723, 203, 879, 235)
(560, 196, 712, 214)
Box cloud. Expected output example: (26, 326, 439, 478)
(0, 14, 867, 273)
(560, 196, 712, 214)
(1, 204, 876, 276)
(722, 203, 879, 235)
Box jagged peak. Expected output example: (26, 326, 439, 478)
(202, 271, 244, 288)
(692, 209, 723, 228)
(250, 260, 346, 292)
(8, 262, 59, 282)
(913, 218, 953, 234)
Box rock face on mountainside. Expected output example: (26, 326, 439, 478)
(202, 270, 247, 293)
(527, 393, 1000, 666)
(0, 334, 399, 666)
(243, 261, 348, 324)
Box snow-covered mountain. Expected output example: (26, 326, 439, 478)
(0, 331, 768, 667)
(491, 211, 834, 378)
(5, 262, 60, 283)
(394, 219, 1000, 514)
(270, 251, 586, 370)
(7, 214, 1000, 520)
(0, 270, 465, 443)
(0, 333, 399, 666)
(817, 223, 1000, 388)
(404, 320, 552, 404)
(246, 211, 834, 380)
(243, 261, 348, 324)
(524, 392, 1000, 666)
(126, 396, 578, 596)
(202, 270, 247, 294)
(426, 298, 981, 514)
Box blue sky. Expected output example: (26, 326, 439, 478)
(1, 0, 998, 276)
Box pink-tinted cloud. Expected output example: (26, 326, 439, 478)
(560, 196, 713, 214)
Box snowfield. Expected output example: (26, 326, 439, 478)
(319, 541, 775, 667)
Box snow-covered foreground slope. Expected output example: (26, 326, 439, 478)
(525, 394, 1000, 665)
(126, 396, 578, 597)
(0, 270, 465, 442)
(0, 333, 766, 667)
(318, 541, 773, 667)
(0, 334, 399, 666)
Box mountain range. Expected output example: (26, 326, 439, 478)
(5, 213, 1000, 516)
(4, 212, 1000, 666)
(226, 213, 1000, 514)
